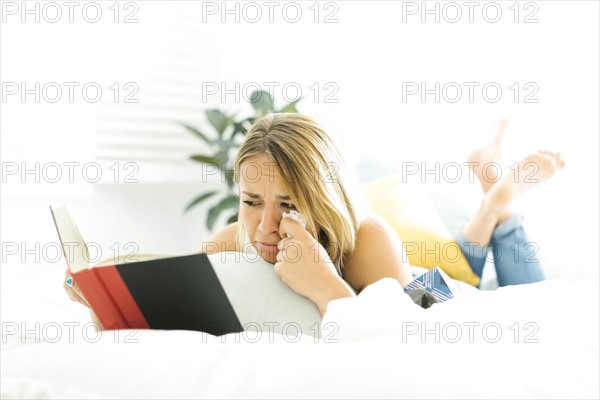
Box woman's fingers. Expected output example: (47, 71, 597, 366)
(278, 217, 310, 243)
(63, 271, 90, 308)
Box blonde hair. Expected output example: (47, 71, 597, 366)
(233, 113, 367, 276)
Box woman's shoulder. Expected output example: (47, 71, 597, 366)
(358, 212, 394, 234)
(199, 222, 240, 254)
(345, 212, 398, 263)
(343, 212, 412, 291)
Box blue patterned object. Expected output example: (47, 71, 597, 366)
(404, 267, 461, 309)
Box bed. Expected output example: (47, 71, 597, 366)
(1, 253, 598, 399)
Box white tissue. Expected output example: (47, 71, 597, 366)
(281, 210, 306, 229)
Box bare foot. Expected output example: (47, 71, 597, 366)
(466, 119, 508, 193)
(486, 151, 566, 212)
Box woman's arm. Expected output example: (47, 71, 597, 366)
(274, 213, 413, 315)
(341, 213, 413, 293)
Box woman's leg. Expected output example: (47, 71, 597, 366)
(489, 214, 545, 286)
(461, 119, 513, 247)
(453, 120, 509, 280)
(463, 150, 565, 247)
(453, 229, 489, 282)
(457, 121, 565, 284)
(456, 213, 545, 286)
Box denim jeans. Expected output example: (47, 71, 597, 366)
(453, 214, 545, 287)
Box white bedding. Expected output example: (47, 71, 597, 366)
(1, 259, 599, 399)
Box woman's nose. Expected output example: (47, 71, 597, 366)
(258, 206, 281, 234)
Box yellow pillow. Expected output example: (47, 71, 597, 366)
(363, 174, 480, 286)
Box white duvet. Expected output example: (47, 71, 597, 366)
(1, 259, 599, 399)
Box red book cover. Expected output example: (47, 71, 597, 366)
(50, 206, 242, 336)
(72, 268, 131, 330)
(93, 265, 149, 329)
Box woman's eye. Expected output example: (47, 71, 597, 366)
(242, 201, 258, 207)
(281, 203, 296, 210)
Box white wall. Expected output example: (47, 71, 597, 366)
(1, 1, 598, 281)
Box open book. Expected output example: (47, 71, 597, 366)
(50, 206, 243, 336)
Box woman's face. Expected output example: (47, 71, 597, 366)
(238, 154, 297, 264)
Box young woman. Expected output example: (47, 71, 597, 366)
(64, 114, 565, 316)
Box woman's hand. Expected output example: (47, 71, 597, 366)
(274, 218, 355, 315)
(63, 270, 104, 329)
(63, 269, 90, 308)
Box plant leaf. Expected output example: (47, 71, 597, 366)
(180, 123, 212, 144)
(214, 149, 231, 170)
(228, 121, 247, 141)
(226, 213, 238, 224)
(184, 191, 218, 212)
(278, 97, 302, 113)
(224, 168, 235, 189)
(206, 109, 233, 136)
(189, 155, 222, 169)
(207, 195, 240, 230)
(249, 90, 274, 114)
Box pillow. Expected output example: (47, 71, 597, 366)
(207, 252, 324, 339)
(363, 174, 480, 286)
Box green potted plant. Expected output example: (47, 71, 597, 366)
(181, 89, 301, 231)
